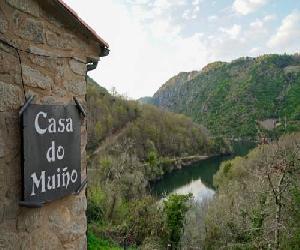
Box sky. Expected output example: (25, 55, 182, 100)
(63, 0, 300, 99)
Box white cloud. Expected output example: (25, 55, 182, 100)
(133, 0, 186, 18)
(63, 0, 209, 98)
(152, 0, 171, 10)
(250, 19, 263, 29)
(192, 0, 201, 6)
(249, 47, 259, 54)
(242, 16, 271, 47)
(246, 14, 275, 37)
(131, 5, 155, 21)
(249, 15, 276, 30)
(220, 24, 242, 39)
(182, 9, 191, 19)
(150, 18, 182, 38)
(182, 6, 200, 20)
(263, 14, 276, 22)
(126, 0, 151, 4)
(152, 0, 186, 10)
(268, 10, 300, 53)
(208, 15, 218, 21)
(233, 0, 269, 15)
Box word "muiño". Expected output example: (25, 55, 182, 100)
(30, 167, 78, 196)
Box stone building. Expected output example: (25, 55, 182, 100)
(0, 0, 108, 249)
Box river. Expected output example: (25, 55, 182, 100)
(151, 141, 256, 202)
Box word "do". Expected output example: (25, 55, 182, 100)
(46, 141, 64, 163)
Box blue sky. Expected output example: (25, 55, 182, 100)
(64, 0, 300, 99)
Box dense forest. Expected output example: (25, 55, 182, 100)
(86, 77, 228, 249)
(141, 54, 300, 139)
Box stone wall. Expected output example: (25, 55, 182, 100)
(0, 0, 101, 249)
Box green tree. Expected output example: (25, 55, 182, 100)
(163, 194, 192, 249)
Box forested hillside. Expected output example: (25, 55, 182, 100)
(142, 54, 300, 139)
(87, 77, 219, 163)
(86, 77, 227, 249)
(180, 132, 300, 249)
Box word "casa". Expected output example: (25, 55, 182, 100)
(34, 111, 73, 135)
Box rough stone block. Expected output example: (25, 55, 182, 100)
(17, 208, 45, 233)
(0, 204, 4, 224)
(0, 10, 8, 34)
(68, 192, 87, 216)
(52, 87, 67, 98)
(21, 228, 63, 250)
(48, 205, 71, 229)
(0, 131, 4, 158)
(40, 95, 56, 104)
(63, 235, 87, 250)
(6, 0, 40, 17)
(69, 59, 86, 76)
(0, 231, 19, 250)
(28, 53, 47, 67)
(0, 112, 20, 153)
(29, 46, 57, 57)
(65, 79, 86, 96)
(48, 202, 86, 244)
(45, 31, 59, 47)
(62, 33, 83, 50)
(81, 128, 87, 149)
(61, 214, 86, 244)
(51, 59, 65, 85)
(3, 200, 18, 220)
(0, 41, 15, 54)
(0, 81, 23, 111)
(45, 31, 83, 51)
(45, 31, 71, 49)
(22, 64, 53, 90)
(0, 46, 21, 85)
(18, 17, 44, 43)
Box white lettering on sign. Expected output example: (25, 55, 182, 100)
(31, 171, 46, 195)
(57, 146, 64, 160)
(46, 141, 65, 163)
(30, 167, 78, 196)
(35, 111, 47, 134)
(27, 107, 80, 200)
(34, 112, 73, 135)
(66, 118, 73, 132)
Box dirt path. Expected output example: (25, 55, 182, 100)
(90, 122, 132, 157)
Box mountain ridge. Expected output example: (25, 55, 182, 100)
(140, 54, 300, 138)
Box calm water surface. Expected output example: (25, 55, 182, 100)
(152, 141, 255, 202)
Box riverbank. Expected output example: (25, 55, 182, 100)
(150, 154, 225, 182)
(167, 155, 210, 168)
(151, 141, 256, 199)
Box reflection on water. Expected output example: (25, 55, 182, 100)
(170, 179, 215, 202)
(152, 141, 255, 202)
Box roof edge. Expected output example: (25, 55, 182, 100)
(56, 0, 109, 49)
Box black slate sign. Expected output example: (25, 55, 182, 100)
(22, 104, 81, 203)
